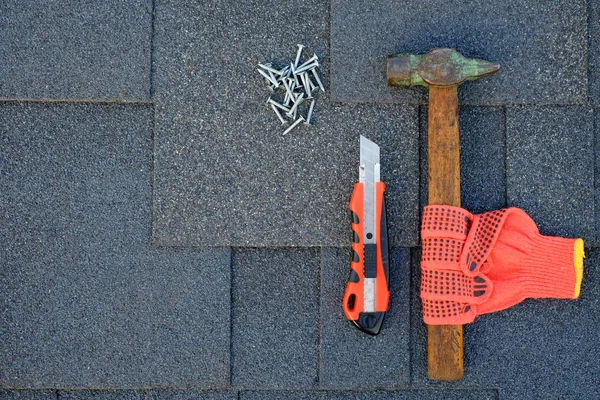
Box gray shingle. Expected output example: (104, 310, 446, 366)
(58, 391, 144, 400)
(331, 0, 587, 105)
(320, 248, 411, 388)
(411, 248, 600, 399)
(231, 249, 319, 388)
(0, 391, 56, 400)
(589, 0, 600, 105)
(506, 106, 595, 243)
(148, 391, 236, 400)
(0, 103, 231, 388)
(459, 107, 506, 212)
(419, 107, 506, 213)
(596, 111, 600, 246)
(152, 1, 420, 247)
(0, 1, 152, 100)
(240, 390, 497, 400)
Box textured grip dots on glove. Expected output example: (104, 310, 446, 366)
(421, 206, 472, 238)
(422, 299, 476, 322)
(463, 209, 507, 273)
(421, 269, 490, 303)
(421, 205, 584, 325)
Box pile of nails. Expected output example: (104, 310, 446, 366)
(256, 44, 325, 135)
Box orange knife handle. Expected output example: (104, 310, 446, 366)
(343, 182, 390, 335)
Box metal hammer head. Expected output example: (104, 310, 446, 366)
(387, 48, 499, 88)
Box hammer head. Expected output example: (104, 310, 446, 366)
(387, 48, 499, 88)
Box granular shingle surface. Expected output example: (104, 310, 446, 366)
(411, 248, 600, 399)
(320, 248, 411, 388)
(0, 103, 231, 388)
(231, 249, 319, 388)
(0, 1, 152, 100)
(1, 0, 599, 399)
(506, 106, 595, 243)
(240, 390, 498, 400)
(0, 391, 56, 400)
(331, 0, 587, 105)
(152, 0, 419, 247)
(57, 392, 145, 400)
(148, 391, 236, 400)
(419, 107, 506, 212)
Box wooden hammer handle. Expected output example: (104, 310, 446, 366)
(426, 85, 464, 380)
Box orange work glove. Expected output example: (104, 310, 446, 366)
(420, 205, 584, 325)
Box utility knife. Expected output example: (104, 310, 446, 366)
(342, 135, 390, 335)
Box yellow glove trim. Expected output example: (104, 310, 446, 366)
(573, 238, 585, 299)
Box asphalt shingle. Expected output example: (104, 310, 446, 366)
(320, 248, 411, 388)
(57, 391, 144, 400)
(331, 0, 587, 105)
(0, 103, 231, 388)
(240, 390, 498, 400)
(596, 110, 600, 245)
(419, 107, 506, 212)
(0, 391, 56, 400)
(411, 248, 600, 399)
(148, 391, 236, 400)
(231, 249, 319, 388)
(506, 106, 595, 243)
(459, 107, 506, 212)
(0, 1, 152, 100)
(152, 1, 419, 247)
(589, 0, 600, 105)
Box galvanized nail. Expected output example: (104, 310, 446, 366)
(290, 63, 299, 86)
(305, 99, 315, 125)
(257, 68, 278, 86)
(258, 63, 284, 75)
(294, 44, 305, 68)
(296, 55, 318, 71)
(302, 72, 313, 98)
(311, 68, 325, 92)
(286, 95, 304, 118)
(267, 98, 291, 113)
(282, 79, 294, 100)
(294, 61, 319, 75)
(283, 116, 305, 135)
(268, 70, 280, 87)
(271, 104, 287, 124)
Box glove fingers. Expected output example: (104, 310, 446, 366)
(421, 267, 492, 304)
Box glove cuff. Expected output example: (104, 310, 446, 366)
(523, 235, 584, 299)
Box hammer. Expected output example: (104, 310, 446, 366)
(387, 48, 499, 380)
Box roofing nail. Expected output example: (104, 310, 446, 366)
(282, 79, 294, 99)
(286, 95, 304, 118)
(279, 66, 290, 77)
(294, 44, 305, 68)
(311, 68, 325, 92)
(294, 61, 319, 75)
(257, 68, 278, 86)
(290, 63, 299, 86)
(296, 55, 318, 71)
(268, 70, 280, 87)
(271, 104, 287, 124)
(258, 63, 284, 75)
(267, 98, 290, 113)
(304, 99, 315, 125)
(308, 76, 317, 92)
(302, 72, 313, 98)
(283, 116, 305, 135)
